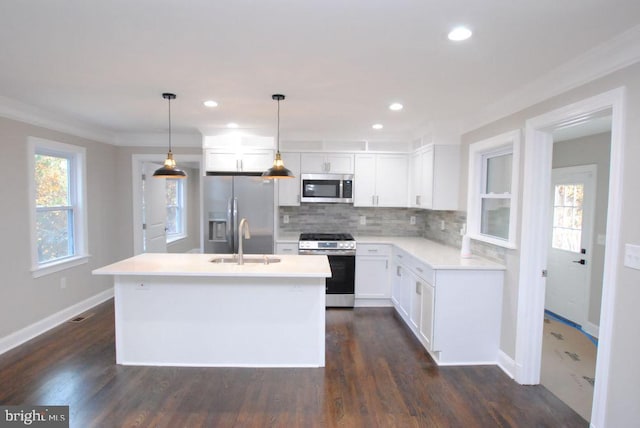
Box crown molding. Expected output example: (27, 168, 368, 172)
(462, 24, 640, 133)
(0, 95, 117, 144)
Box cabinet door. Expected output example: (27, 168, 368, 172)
(410, 153, 423, 207)
(300, 153, 328, 173)
(355, 256, 390, 298)
(376, 154, 408, 207)
(354, 154, 376, 207)
(205, 151, 239, 172)
(420, 147, 434, 209)
(419, 281, 435, 351)
(240, 151, 274, 172)
(325, 154, 354, 174)
(277, 153, 301, 206)
(410, 278, 421, 332)
(391, 262, 402, 307)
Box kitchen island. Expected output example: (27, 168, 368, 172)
(93, 253, 331, 368)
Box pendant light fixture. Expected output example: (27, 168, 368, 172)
(262, 94, 294, 179)
(153, 92, 187, 179)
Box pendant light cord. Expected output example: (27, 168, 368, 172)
(167, 96, 172, 154)
(276, 98, 280, 153)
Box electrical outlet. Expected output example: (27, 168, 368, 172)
(410, 216, 416, 225)
(440, 220, 446, 231)
(60, 277, 67, 289)
(283, 214, 290, 224)
(359, 215, 366, 225)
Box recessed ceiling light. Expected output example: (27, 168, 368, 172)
(448, 26, 472, 41)
(389, 103, 403, 111)
(372, 124, 383, 130)
(203, 100, 218, 107)
(227, 122, 239, 129)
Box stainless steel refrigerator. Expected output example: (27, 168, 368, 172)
(203, 175, 274, 254)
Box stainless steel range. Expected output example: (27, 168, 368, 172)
(298, 233, 356, 308)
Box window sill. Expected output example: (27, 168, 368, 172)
(31, 254, 90, 278)
(468, 234, 517, 250)
(167, 234, 187, 245)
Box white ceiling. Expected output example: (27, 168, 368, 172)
(1, 1, 639, 145)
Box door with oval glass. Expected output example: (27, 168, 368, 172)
(545, 165, 596, 325)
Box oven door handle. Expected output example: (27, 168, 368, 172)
(298, 250, 356, 256)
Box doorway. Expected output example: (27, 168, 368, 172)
(540, 127, 611, 421)
(515, 88, 625, 427)
(132, 154, 203, 255)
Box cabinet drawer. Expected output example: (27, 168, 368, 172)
(394, 249, 434, 284)
(275, 242, 298, 255)
(356, 244, 392, 257)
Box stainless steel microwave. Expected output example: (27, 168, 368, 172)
(300, 174, 354, 203)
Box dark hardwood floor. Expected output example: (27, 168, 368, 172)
(0, 300, 587, 427)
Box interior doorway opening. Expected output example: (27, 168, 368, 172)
(515, 87, 625, 427)
(540, 124, 611, 421)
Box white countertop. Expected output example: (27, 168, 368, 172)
(354, 236, 505, 270)
(92, 253, 332, 278)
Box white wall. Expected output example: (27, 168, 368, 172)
(0, 116, 118, 339)
(458, 62, 640, 426)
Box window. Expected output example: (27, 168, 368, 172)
(165, 178, 186, 243)
(551, 183, 584, 252)
(29, 138, 88, 277)
(467, 130, 520, 248)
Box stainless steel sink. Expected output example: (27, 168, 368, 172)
(210, 255, 281, 265)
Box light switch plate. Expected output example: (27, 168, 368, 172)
(624, 244, 640, 270)
(359, 216, 366, 225)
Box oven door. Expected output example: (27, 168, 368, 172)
(325, 254, 355, 307)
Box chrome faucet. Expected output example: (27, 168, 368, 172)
(237, 218, 251, 265)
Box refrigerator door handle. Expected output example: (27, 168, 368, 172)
(232, 197, 239, 253)
(226, 197, 234, 253)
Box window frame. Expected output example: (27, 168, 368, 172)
(29, 137, 89, 277)
(165, 178, 187, 244)
(466, 130, 521, 249)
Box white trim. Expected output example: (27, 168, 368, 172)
(462, 24, 640, 133)
(466, 130, 520, 249)
(497, 349, 517, 380)
(583, 321, 600, 339)
(515, 87, 625, 428)
(132, 154, 203, 255)
(31, 255, 90, 278)
(0, 289, 114, 356)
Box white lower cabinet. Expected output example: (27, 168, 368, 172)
(392, 247, 504, 365)
(275, 242, 298, 255)
(355, 244, 391, 304)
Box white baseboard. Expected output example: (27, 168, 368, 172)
(583, 321, 600, 339)
(0, 288, 114, 355)
(354, 298, 393, 307)
(497, 349, 517, 379)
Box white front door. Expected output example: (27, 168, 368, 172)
(143, 163, 167, 253)
(545, 165, 597, 325)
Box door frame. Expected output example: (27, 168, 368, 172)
(132, 154, 203, 255)
(547, 164, 597, 327)
(515, 87, 625, 427)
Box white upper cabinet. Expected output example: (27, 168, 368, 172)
(410, 144, 459, 210)
(300, 153, 354, 174)
(204, 149, 273, 173)
(203, 135, 275, 173)
(277, 152, 301, 206)
(354, 154, 408, 207)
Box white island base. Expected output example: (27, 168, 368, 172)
(94, 253, 331, 368)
